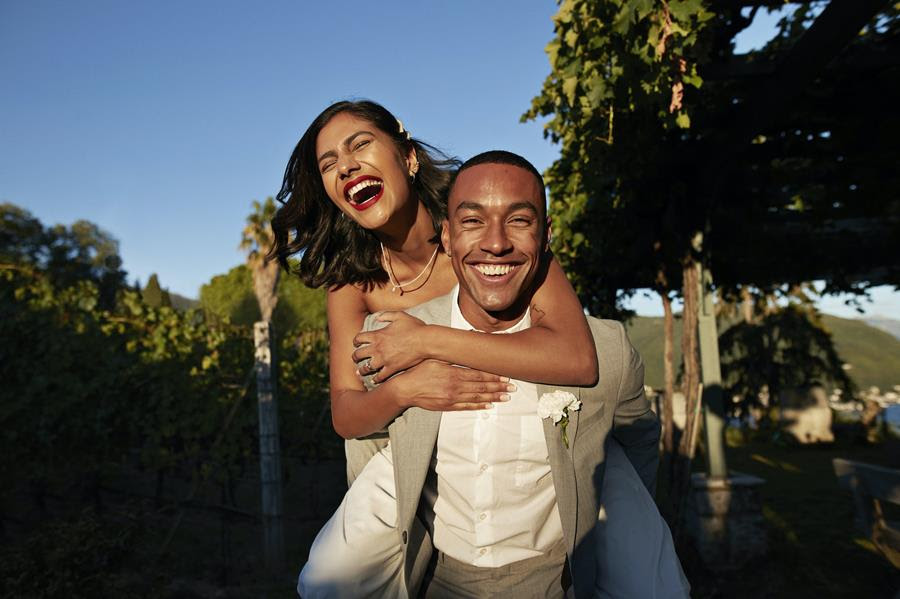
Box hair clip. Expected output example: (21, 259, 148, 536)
(396, 119, 412, 141)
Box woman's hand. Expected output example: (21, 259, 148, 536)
(352, 311, 430, 382)
(385, 360, 515, 411)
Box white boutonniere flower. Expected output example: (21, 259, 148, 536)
(538, 390, 581, 448)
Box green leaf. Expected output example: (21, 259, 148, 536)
(546, 40, 562, 67)
(563, 76, 578, 105)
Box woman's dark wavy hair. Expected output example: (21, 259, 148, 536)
(268, 100, 459, 291)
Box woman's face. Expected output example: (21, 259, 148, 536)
(315, 112, 417, 231)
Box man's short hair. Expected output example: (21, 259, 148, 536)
(450, 150, 547, 209)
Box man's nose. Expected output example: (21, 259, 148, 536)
(481, 221, 512, 255)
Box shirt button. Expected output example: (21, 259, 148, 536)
(479, 513, 487, 521)
(480, 464, 488, 472)
(479, 548, 487, 556)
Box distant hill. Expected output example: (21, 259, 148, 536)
(625, 317, 683, 391)
(170, 292, 199, 311)
(625, 313, 900, 392)
(821, 315, 900, 391)
(864, 316, 900, 341)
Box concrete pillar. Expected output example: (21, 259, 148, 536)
(697, 264, 728, 479)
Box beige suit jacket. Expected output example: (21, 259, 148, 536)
(345, 292, 660, 599)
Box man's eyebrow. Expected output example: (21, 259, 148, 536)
(507, 202, 539, 214)
(454, 201, 485, 213)
(317, 130, 375, 163)
(454, 201, 540, 214)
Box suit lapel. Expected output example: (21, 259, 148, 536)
(391, 292, 453, 533)
(537, 383, 581, 554)
(391, 407, 441, 532)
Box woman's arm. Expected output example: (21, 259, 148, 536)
(354, 258, 599, 386)
(327, 285, 512, 439)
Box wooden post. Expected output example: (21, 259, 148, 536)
(254, 320, 285, 572)
(696, 264, 727, 479)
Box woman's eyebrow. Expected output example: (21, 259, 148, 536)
(317, 130, 375, 163)
(345, 130, 374, 146)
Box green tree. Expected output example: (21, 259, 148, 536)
(1, 203, 127, 308)
(142, 273, 171, 308)
(199, 264, 326, 332)
(240, 198, 280, 323)
(525, 0, 897, 528)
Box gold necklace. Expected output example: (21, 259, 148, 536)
(380, 242, 439, 295)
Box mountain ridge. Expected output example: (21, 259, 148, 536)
(625, 313, 900, 392)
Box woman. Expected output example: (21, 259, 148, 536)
(270, 100, 687, 597)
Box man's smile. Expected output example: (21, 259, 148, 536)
(469, 262, 521, 279)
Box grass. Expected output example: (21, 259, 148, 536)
(7, 434, 899, 597)
(682, 436, 899, 598)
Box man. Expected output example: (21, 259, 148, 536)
(351, 151, 664, 597)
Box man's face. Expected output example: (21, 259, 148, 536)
(442, 162, 549, 331)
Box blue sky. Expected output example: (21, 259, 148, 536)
(1, 1, 896, 319)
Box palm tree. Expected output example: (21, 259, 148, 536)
(240, 198, 281, 322)
(241, 197, 284, 571)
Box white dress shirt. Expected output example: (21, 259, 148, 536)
(423, 286, 564, 567)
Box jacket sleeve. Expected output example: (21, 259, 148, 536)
(611, 322, 661, 495)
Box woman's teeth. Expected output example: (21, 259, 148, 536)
(475, 264, 514, 276)
(348, 180, 383, 203)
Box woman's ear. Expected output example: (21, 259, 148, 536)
(406, 147, 419, 178)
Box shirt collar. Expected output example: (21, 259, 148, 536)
(450, 285, 531, 333)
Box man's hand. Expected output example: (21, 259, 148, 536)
(385, 360, 515, 411)
(352, 311, 430, 382)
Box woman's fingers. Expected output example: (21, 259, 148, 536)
(373, 311, 400, 323)
(444, 402, 495, 411)
(353, 332, 373, 348)
(458, 380, 515, 394)
(351, 345, 372, 364)
(457, 369, 509, 384)
(354, 352, 380, 376)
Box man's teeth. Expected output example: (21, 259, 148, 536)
(474, 264, 514, 276)
(348, 179, 382, 202)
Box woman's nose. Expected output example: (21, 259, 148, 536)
(337, 154, 360, 177)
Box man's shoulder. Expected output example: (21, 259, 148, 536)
(362, 292, 453, 331)
(405, 292, 453, 324)
(585, 315, 627, 346)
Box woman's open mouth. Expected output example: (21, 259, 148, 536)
(344, 176, 384, 211)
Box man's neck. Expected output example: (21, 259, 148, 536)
(456, 290, 533, 333)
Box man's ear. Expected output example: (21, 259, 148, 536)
(544, 217, 552, 253)
(441, 219, 451, 256)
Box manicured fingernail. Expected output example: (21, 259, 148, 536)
(500, 376, 510, 382)
(499, 394, 511, 402)
(506, 384, 517, 392)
